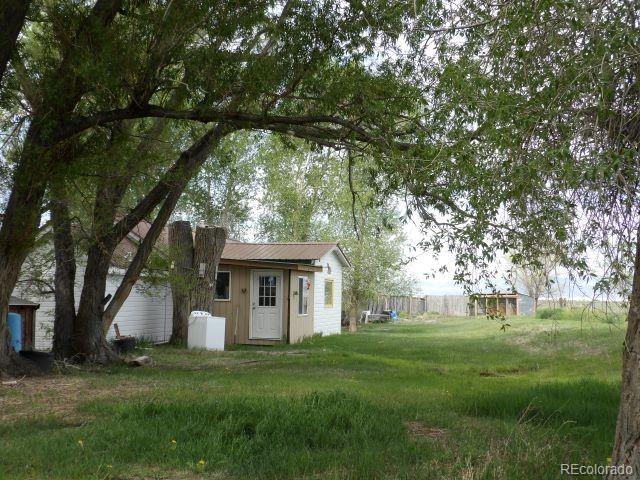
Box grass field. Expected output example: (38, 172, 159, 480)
(0, 314, 626, 479)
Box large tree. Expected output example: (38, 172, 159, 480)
(395, 0, 640, 474)
(0, 1, 427, 368)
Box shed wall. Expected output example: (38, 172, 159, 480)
(213, 264, 290, 345)
(289, 271, 314, 343)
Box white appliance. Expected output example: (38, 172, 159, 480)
(187, 311, 226, 351)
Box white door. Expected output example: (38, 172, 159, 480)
(250, 270, 282, 339)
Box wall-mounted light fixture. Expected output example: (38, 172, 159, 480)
(326, 263, 331, 274)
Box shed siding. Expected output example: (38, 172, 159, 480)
(313, 250, 343, 336)
(289, 271, 314, 343)
(212, 264, 290, 345)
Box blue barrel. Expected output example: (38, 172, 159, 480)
(7, 312, 22, 352)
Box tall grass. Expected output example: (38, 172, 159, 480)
(0, 316, 625, 479)
(536, 306, 626, 324)
(1, 392, 427, 479)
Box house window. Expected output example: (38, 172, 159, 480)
(298, 276, 309, 315)
(215, 271, 231, 301)
(324, 279, 334, 307)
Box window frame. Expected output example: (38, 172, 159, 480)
(298, 275, 309, 316)
(214, 270, 232, 302)
(324, 278, 334, 308)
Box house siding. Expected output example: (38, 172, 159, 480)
(313, 250, 343, 336)
(14, 265, 173, 350)
(103, 272, 172, 343)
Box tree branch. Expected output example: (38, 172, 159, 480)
(53, 105, 416, 151)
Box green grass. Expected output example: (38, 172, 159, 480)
(0, 314, 625, 479)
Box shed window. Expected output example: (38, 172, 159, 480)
(324, 279, 334, 307)
(215, 271, 231, 301)
(298, 276, 309, 315)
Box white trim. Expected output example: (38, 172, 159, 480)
(331, 245, 351, 267)
(214, 270, 232, 302)
(249, 269, 283, 340)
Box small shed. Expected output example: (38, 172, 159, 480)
(215, 242, 349, 344)
(9, 296, 40, 351)
(468, 292, 534, 317)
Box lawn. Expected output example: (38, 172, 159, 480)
(0, 314, 625, 479)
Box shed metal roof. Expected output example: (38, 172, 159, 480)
(221, 242, 350, 266)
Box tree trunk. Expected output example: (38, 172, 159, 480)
(102, 186, 187, 332)
(101, 123, 235, 334)
(349, 302, 358, 333)
(191, 225, 227, 314)
(50, 187, 77, 360)
(0, 1, 125, 372)
(0, 0, 31, 85)
(168, 221, 193, 346)
(609, 228, 640, 478)
(73, 244, 117, 363)
(0, 129, 49, 374)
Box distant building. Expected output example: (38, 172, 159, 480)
(468, 292, 535, 317)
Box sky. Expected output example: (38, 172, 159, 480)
(402, 219, 468, 296)
(402, 218, 603, 300)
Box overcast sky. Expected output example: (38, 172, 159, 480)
(402, 220, 603, 300)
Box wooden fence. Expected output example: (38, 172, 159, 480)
(367, 295, 470, 317)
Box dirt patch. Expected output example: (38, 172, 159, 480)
(479, 371, 503, 377)
(0, 376, 152, 423)
(251, 350, 310, 356)
(405, 421, 448, 440)
(159, 356, 274, 371)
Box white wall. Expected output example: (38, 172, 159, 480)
(13, 266, 172, 351)
(313, 250, 343, 336)
(103, 272, 173, 343)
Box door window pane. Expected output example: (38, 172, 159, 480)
(258, 275, 277, 307)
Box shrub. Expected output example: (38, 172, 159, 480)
(536, 308, 562, 319)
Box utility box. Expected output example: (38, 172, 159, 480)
(187, 311, 225, 351)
